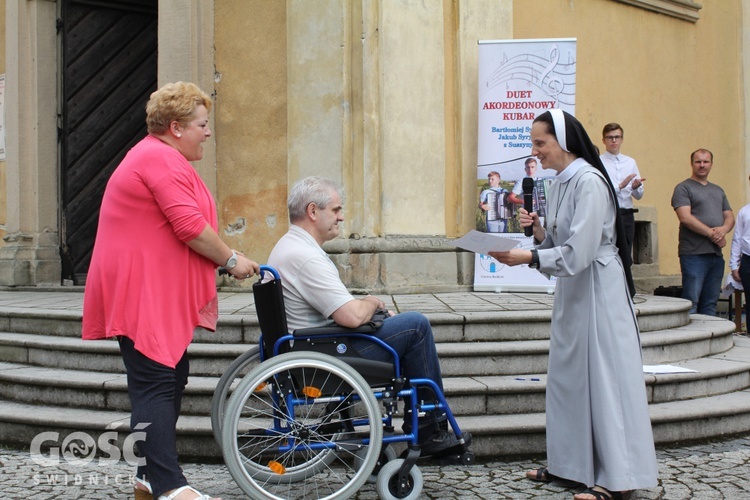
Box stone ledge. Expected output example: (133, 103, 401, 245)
(323, 235, 456, 254)
(614, 0, 702, 23)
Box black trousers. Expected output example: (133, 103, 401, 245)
(620, 210, 635, 263)
(118, 336, 189, 498)
(739, 254, 750, 326)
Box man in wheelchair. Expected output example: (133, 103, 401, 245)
(267, 176, 470, 458)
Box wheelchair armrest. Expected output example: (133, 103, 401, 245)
(292, 309, 388, 338)
(293, 324, 377, 337)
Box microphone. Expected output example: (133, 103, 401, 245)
(522, 177, 535, 237)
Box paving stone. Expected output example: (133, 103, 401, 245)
(3, 433, 750, 498)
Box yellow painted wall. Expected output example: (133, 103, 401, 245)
(0, 0, 6, 245)
(227, 1, 513, 243)
(214, 0, 288, 263)
(513, 0, 744, 276)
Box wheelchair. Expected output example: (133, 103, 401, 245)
(214, 265, 474, 499)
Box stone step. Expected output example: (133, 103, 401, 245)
(0, 289, 742, 461)
(3, 384, 749, 460)
(0, 292, 691, 343)
(449, 389, 750, 457)
(640, 315, 736, 363)
(0, 312, 734, 378)
(2, 338, 748, 418)
(437, 320, 736, 378)
(0, 333, 252, 376)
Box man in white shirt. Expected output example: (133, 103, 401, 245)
(508, 158, 547, 230)
(268, 176, 470, 457)
(600, 123, 645, 264)
(730, 175, 750, 324)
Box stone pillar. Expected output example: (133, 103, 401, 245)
(286, 0, 512, 291)
(0, 0, 60, 286)
(744, 2, 750, 198)
(157, 0, 216, 192)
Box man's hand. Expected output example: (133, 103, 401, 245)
(332, 295, 389, 328)
(363, 295, 386, 311)
(732, 269, 741, 283)
(631, 177, 645, 189)
(620, 174, 636, 190)
(709, 226, 728, 245)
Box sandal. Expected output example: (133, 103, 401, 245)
(134, 476, 152, 500)
(526, 467, 583, 488)
(526, 467, 555, 483)
(157, 485, 220, 500)
(573, 486, 629, 500)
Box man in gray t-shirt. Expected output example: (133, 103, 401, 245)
(671, 149, 734, 315)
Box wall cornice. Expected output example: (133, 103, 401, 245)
(614, 0, 702, 22)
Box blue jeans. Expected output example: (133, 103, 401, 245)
(680, 253, 725, 316)
(352, 311, 445, 428)
(118, 336, 189, 498)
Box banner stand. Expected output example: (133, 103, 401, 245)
(474, 38, 576, 293)
(474, 283, 556, 294)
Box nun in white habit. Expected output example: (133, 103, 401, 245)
(490, 109, 658, 500)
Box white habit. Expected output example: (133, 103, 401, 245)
(536, 159, 658, 491)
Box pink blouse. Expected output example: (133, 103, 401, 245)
(82, 135, 219, 368)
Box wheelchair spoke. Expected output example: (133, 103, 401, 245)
(222, 351, 382, 499)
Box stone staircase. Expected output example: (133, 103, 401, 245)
(0, 289, 746, 460)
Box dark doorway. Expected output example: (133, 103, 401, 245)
(60, 0, 157, 284)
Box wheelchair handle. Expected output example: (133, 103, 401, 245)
(218, 264, 279, 281)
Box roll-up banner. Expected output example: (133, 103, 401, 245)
(475, 38, 576, 292)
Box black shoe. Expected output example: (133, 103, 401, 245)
(419, 429, 472, 457)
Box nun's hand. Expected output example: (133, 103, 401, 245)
(488, 249, 532, 267)
(518, 208, 541, 230)
(519, 208, 545, 242)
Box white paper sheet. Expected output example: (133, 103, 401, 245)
(449, 230, 520, 255)
(642, 364, 698, 374)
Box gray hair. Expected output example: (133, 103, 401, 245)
(288, 176, 344, 223)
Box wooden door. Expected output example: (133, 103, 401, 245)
(60, 0, 157, 284)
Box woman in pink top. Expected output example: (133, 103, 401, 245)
(82, 82, 258, 500)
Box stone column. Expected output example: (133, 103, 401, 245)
(0, 0, 60, 285)
(744, 2, 750, 198)
(157, 0, 216, 192)
(287, 0, 512, 292)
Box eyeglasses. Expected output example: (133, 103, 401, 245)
(604, 135, 623, 142)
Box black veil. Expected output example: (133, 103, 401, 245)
(537, 109, 636, 298)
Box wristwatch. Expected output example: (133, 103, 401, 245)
(225, 251, 238, 270)
(529, 249, 540, 269)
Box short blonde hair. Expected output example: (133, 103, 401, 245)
(146, 82, 212, 134)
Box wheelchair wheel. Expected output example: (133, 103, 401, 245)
(222, 351, 383, 499)
(375, 458, 423, 500)
(355, 444, 397, 484)
(211, 346, 261, 449)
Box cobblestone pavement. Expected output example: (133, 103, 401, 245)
(3, 435, 750, 499)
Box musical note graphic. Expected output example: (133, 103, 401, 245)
(480, 44, 576, 106)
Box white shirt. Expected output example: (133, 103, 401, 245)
(599, 151, 644, 209)
(730, 203, 750, 270)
